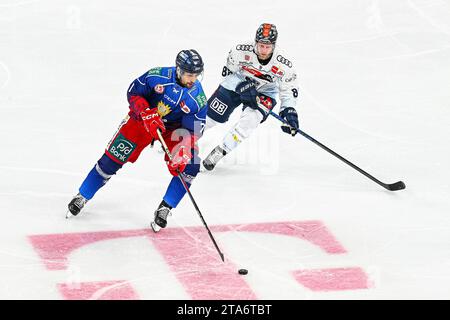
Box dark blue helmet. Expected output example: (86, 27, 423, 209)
(255, 23, 278, 45)
(175, 49, 204, 74)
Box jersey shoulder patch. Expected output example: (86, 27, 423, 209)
(146, 67, 172, 79)
(187, 85, 208, 111)
(194, 91, 208, 109)
(147, 67, 164, 76)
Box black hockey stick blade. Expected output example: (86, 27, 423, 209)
(386, 181, 406, 191)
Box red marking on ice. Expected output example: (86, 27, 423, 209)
(220, 221, 347, 254)
(28, 221, 364, 299)
(28, 229, 149, 270)
(58, 281, 139, 300)
(150, 227, 256, 300)
(293, 267, 369, 291)
(28, 221, 343, 271)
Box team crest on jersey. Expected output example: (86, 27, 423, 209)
(271, 66, 284, 77)
(154, 84, 164, 94)
(180, 101, 190, 113)
(157, 101, 171, 117)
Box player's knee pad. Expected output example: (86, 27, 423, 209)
(207, 86, 242, 123)
(97, 153, 123, 179)
(238, 108, 264, 133)
(204, 116, 221, 131)
(180, 151, 201, 182)
(181, 163, 200, 184)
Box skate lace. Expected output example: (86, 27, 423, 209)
(73, 195, 87, 208)
(208, 147, 224, 163)
(156, 207, 171, 220)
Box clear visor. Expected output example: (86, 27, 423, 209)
(177, 67, 204, 82)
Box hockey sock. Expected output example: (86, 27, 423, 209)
(163, 163, 199, 208)
(222, 108, 263, 153)
(222, 127, 246, 153)
(163, 175, 191, 208)
(160, 199, 173, 209)
(79, 154, 122, 200)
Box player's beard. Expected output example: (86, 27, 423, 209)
(184, 81, 194, 88)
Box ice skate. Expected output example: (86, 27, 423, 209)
(151, 202, 172, 233)
(202, 146, 227, 171)
(66, 193, 88, 219)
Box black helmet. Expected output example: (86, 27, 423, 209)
(175, 49, 204, 74)
(255, 23, 278, 45)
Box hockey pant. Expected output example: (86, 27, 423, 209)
(78, 115, 200, 208)
(205, 85, 276, 153)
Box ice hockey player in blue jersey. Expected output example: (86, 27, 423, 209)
(67, 49, 208, 232)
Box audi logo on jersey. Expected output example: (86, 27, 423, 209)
(276, 55, 292, 68)
(236, 44, 254, 51)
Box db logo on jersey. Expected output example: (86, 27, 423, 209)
(154, 84, 164, 94)
(180, 101, 190, 113)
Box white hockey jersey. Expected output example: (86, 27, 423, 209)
(220, 41, 299, 112)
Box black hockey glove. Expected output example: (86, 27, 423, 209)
(235, 80, 259, 110)
(279, 107, 299, 136)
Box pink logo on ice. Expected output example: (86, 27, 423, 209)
(29, 221, 370, 299)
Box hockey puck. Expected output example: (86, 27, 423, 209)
(238, 269, 248, 275)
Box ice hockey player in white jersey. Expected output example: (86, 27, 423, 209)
(202, 23, 300, 171)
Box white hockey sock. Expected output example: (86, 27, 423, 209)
(222, 108, 263, 153)
(204, 116, 221, 132)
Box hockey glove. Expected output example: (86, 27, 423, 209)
(279, 107, 299, 136)
(141, 108, 166, 140)
(166, 142, 192, 176)
(129, 95, 150, 120)
(236, 80, 259, 110)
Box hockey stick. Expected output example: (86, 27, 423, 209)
(156, 129, 225, 262)
(269, 111, 406, 191)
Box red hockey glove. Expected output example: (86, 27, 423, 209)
(129, 95, 150, 119)
(141, 109, 165, 140)
(167, 143, 192, 176)
(256, 95, 274, 112)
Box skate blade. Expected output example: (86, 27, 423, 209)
(151, 222, 161, 233)
(66, 210, 74, 219)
